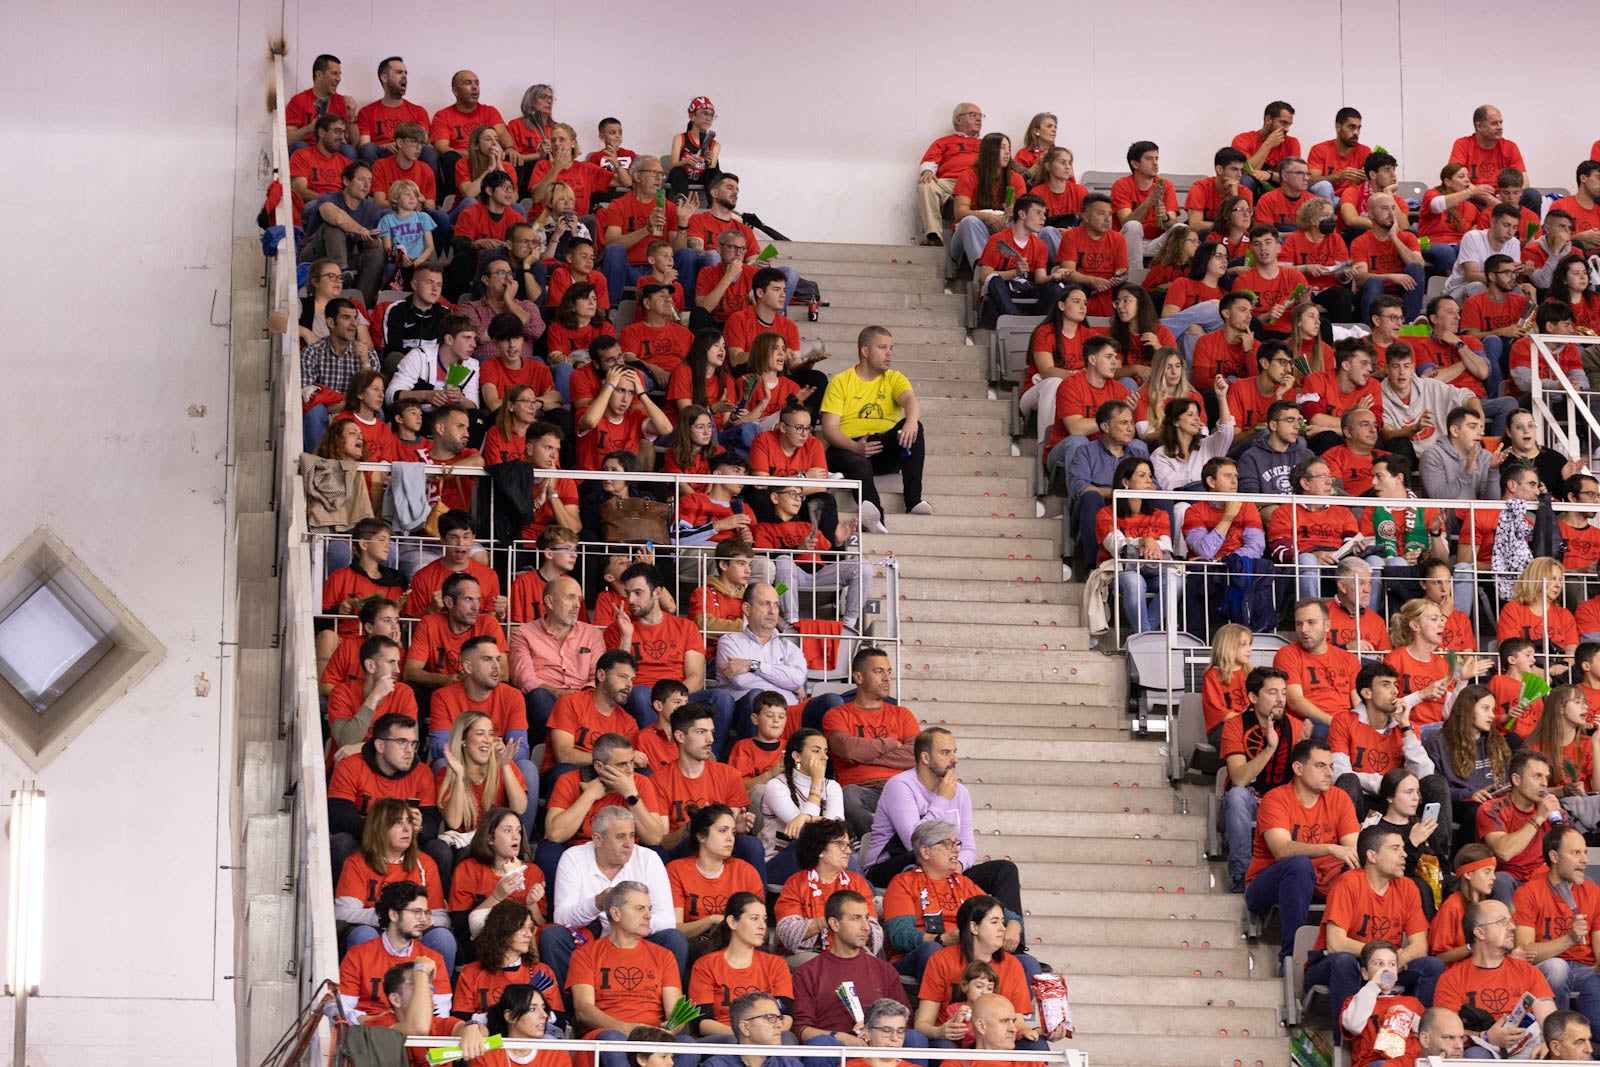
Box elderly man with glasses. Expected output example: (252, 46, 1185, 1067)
(914, 104, 984, 246)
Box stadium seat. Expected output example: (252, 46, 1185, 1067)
(1123, 630, 1207, 735)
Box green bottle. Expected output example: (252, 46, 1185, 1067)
(1004, 185, 1016, 210)
(429, 1035, 503, 1064)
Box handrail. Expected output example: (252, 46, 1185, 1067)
(1527, 331, 1600, 466)
(402, 1037, 1087, 1065)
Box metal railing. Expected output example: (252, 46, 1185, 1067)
(405, 1037, 1088, 1066)
(1527, 332, 1600, 462)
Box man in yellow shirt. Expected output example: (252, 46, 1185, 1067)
(819, 326, 925, 533)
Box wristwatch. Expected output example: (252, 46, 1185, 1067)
(625, 794, 641, 806)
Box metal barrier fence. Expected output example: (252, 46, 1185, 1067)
(1100, 488, 1595, 656)
(308, 464, 901, 680)
(406, 1037, 1088, 1066)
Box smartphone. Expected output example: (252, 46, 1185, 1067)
(1422, 802, 1440, 823)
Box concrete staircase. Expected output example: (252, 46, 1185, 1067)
(772, 241, 1291, 1067)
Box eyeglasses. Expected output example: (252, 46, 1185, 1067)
(746, 1014, 784, 1026)
(776, 490, 805, 500)
(828, 838, 852, 849)
(378, 736, 418, 749)
(934, 839, 962, 850)
(957, 111, 984, 120)
(1478, 916, 1516, 930)
(781, 422, 812, 433)
(315, 271, 342, 281)
(400, 906, 431, 918)
(869, 1027, 908, 1037)
(486, 269, 514, 278)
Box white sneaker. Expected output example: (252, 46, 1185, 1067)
(909, 501, 933, 516)
(860, 500, 888, 534)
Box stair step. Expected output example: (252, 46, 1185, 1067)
(901, 677, 1120, 708)
(810, 305, 966, 328)
(891, 555, 1057, 581)
(992, 834, 1202, 867)
(897, 576, 1073, 602)
(881, 513, 1061, 539)
(803, 272, 942, 294)
(1046, 944, 1260, 980)
(915, 379, 997, 399)
(882, 497, 1056, 522)
(1071, 1002, 1279, 1038)
(774, 241, 947, 265)
(914, 396, 1012, 417)
(867, 532, 1057, 560)
(1024, 914, 1242, 950)
(953, 758, 1164, 789)
(903, 621, 1087, 651)
(916, 700, 1112, 728)
(1024, 862, 1216, 893)
(1026, 888, 1242, 922)
(973, 808, 1205, 841)
(970, 782, 1171, 813)
(808, 322, 968, 347)
(899, 598, 1081, 625)
(878, 358, 986, 381)
(1064, 1033, 1289, 1067)
(807, 289, 964, 311)
(960, 733, 1159, 766)
(906, 648, 1122, 685)
(1069, 972, 1281, 1010)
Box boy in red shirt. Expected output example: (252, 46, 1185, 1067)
(576, 366, 672, 471)
(1055, 194, 1128, 317)
(1299, 338, 1384, 453)
(976, 194, 1065, 320)
(729, 693, 790, 806)
(1233, 227, 1309, 337)
(321, 597, 404, 696)
(1191, 292, 1257, 390)
(1338, 940, 1425, 1067)
(1043, 338, 1132, 455)
(1184, 147, 1252, 235)
(619, 283, 695, 386)
(1110, 140, 1180, 265)
(403, 511, 504, 620)
(545, 238, 611, 311)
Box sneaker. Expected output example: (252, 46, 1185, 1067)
(1229, 877, 1244, 894)
(922, 233, 943, 247)
(860, 500, 888, 534)
(909, 501, 933, 516)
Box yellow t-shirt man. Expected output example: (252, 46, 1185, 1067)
(820, 367, 913, 438)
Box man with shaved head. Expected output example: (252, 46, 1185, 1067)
(510, 571, 605, 746)
(1417, 1006, 1466, 1059)
(430, 69, 513, 199)
(915, 103, 984, 246)
(1353, 191, 1427, 324)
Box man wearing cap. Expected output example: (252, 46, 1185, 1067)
(618, 282, 695, 388)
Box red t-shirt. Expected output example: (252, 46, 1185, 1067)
(1418, 197, 1480, 244)
(1054, 227, 1128, 316)
(286, 88, 351, 130)
(598, 195, 683, 265)
(371, 156, 437, 206)
(728, 737, 785, 779)
(1022, 322, 1102, 391)
(430, 104, 507, 152)
(748, 430, 827, 478)
(546, 266, 611, 312)
(403, 559, 502, 619)
(546, 772, 667, 842)
(634, 725, 679, 771)
(977, 230, 1049, 275)
(1461, 291, 1530, 335)
(1448, 135, 1528, 187)
(1226, 375, 1291, 433)
(428, 681, 528, 740)
(1508, 337, 1584, 395)
(1280, 230, 1351, 292)
(1307, 139, 1372, 195)
(447, 856, 546, 915)
(1298, 369, 1382, 424)
(687, 949, 794, 1026)
(546, 320, 616, 364)
(1477, 795, 1552, 883)
(1185, 178, 1253, 222)
(1202, 666, 1249, 735)
(686, 214, 761, 260)
(454, 203, 526, 243)
(454, 157, 517, 189)
(1349, 230, 1422, 279)
(1267, 502, 1359, 557)
(339, 937, 448, 1021)
(1245, 782, 1360, 894)
(1110, 175, 1180, 240)
(405, 613, 506, 677)
(723, 308, 801, 358)
(1497, 600, 1579, 650)
(1273, 641, 1360, 723)
(1190, 331, 1253, 390)
(619, 320, 695, 377)
(1253, 189, 1313, 231)
(527, 159, 613, 215)
(604, 613, 707, 689)
(542, 690, 638, 771)
(1340, 993, 1424, 1067)
(1161, 277, 1224, 311)
(1233, 266, 1309, 335)
(1028, 180, 1089, 219)
(327, 681, 419, 742)
(952, 169, 1025, 207)
(355, 99, 429, 145)
(291, 146, 348, 198)
(822, 701, 920, 786)
(919, 947, 1032, 1018)
(453, 959, 563, 1018)
(653, 760, 751, 830)
(323, 565, 406, 636)
(1312, 867, 1428, 953)
(1327, 600, 1392, 653)
(568, 936, 680, 1027)
(1181, 500, 1263, 560)
(1093, 508, 1170, 565)
(1434, 955, 1552, 1023)
(1322, 445, 1384, 497)
(666, 857, 764, 922)
(1046, 376, 1133, 450)
(694, 262, 758, 324)
(327, 752, 437, 818)
(1232, 129, 1303, 173)
(577, 407, 652, 471)
(1327, 709, 1410, 781)
(1382, 646, 1452, 726)
(1513, 875, 1600, 967)
(336, 851, 446, 913)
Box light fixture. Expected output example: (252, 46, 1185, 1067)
(7, 782, 44, 1067)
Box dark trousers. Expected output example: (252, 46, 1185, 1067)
(985, 276, 1065, 318)
(825, 419, 926, 511)
(1245, 854, 1316, 962)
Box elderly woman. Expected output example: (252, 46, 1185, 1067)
(880, 820, 1034, 985)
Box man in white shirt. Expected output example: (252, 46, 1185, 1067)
(538, 804, 686, 987)
(1445, 203, 1524, 300)
(715, 582, 809, 735)
(1381, 344, 1491, 450)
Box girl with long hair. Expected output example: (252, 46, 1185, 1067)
(1385, 599, 1489, 726)
(664, 405, 716, 483)
(951, 133, 1024, 270)
(1421, 683, 1511, 849)
(1553, 254, 1600, 334)
(1135, 346, 1205, 441)
(687, 892, 794, 1037)
(298, 258, 374, 347)
(1365, 769, 1446, 919)
(334, 797, 455, 965)
(1021, 286, 1099, 438)
(913, 895, 1057, 1049)
(1108, 285, 1175, 381)
(456, 124, 517, 205)
(1524, 685, 1597, 795)
(665, 803, 764, 947)
(1093, 456, 1173, 635)
(1427, 842, 1508, 964)
(1141, 223, 1198, 297)
(1287, 301, 1329, 373)
(437, 711, 529, 836)
(1206, 195, 1254, 267)
(1160, 240, 1228, 353)
(1152, 391, 1234, 491)
(485, 984, 570, 1067)
(1028, 146, 1088, 256)
(1417, 163, 1488, 278)
(1202, 623, 1254, 747)
(759, 729, 843, 871)
(454, 901, 564, 1025)
(1498, 557, 1578, 680)
(449, 807, 546, 938)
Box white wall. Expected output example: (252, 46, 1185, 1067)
(281, 0, 1599, 246)
(0, 0, 240, 1061)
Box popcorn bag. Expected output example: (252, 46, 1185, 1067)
(1031, 973, 1072, 1039)
(1371, 1004, 1415, 1060)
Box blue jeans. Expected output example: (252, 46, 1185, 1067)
(1422, 242, 1459, 279)
(950, 216, 993, 269)
(600, 245, 700, 312)
(1538, 957, 1600, 1024)
(625, 684, 734, 754)
(1306, 950, 1444, 1044)
(1161, 301, 1224, 336)
(1221, 786, 1259, 890)
(1358, 264, 1426, 324)
(303, 404, 332, 453)
(546, 359, 574, 404)
(1479, 395, 1517, 435)
(1292, 553, 1330, 601)
(1115, 565, 1170, 634)
(1245, 855, 1316, 962)
(523, 688, 560, 746)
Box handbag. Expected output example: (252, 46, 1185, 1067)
(600, 496, 671, 544)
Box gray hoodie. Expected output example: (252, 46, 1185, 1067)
(1237, 434, 1313, 496)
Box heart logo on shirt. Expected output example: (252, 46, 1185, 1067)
(701, 894, 727, 915)
(641, 639, 670, 662)
(613, 966, 645, 991)
(1474, 988, 1513, 1015)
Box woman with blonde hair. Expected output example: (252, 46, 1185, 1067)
(1498, 557, 1578, 681)
(1134, 347, 1205, 441)
(1286, 302, 1329, 375)
(529, 180, 590, 251)
(437, 711, 529, 837)
(1015, 112, 1057, 174)
(1523, 685, 1598, 796)
(1384, 598, 1490, 726)
(1280, 196, 1355, 324)
(1202, 623, 1254, 747)
(333, 796, 456, 967)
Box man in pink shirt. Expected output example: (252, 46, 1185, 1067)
(510, 575, 604, 748)
(915, 103, 984, 246)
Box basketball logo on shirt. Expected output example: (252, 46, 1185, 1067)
(641, 638, 670, 663)
(1353, 746, 1392, 774)
(719, 982, 766, 1006)
(607, 966, 645, 991)
(853, 722, 891, 740)
(1541, 915, 1575, 941)
(1291, 822, 1334, 843)
(1469, 987, 1513, 1014)
(1354, 915, 1404, 943)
